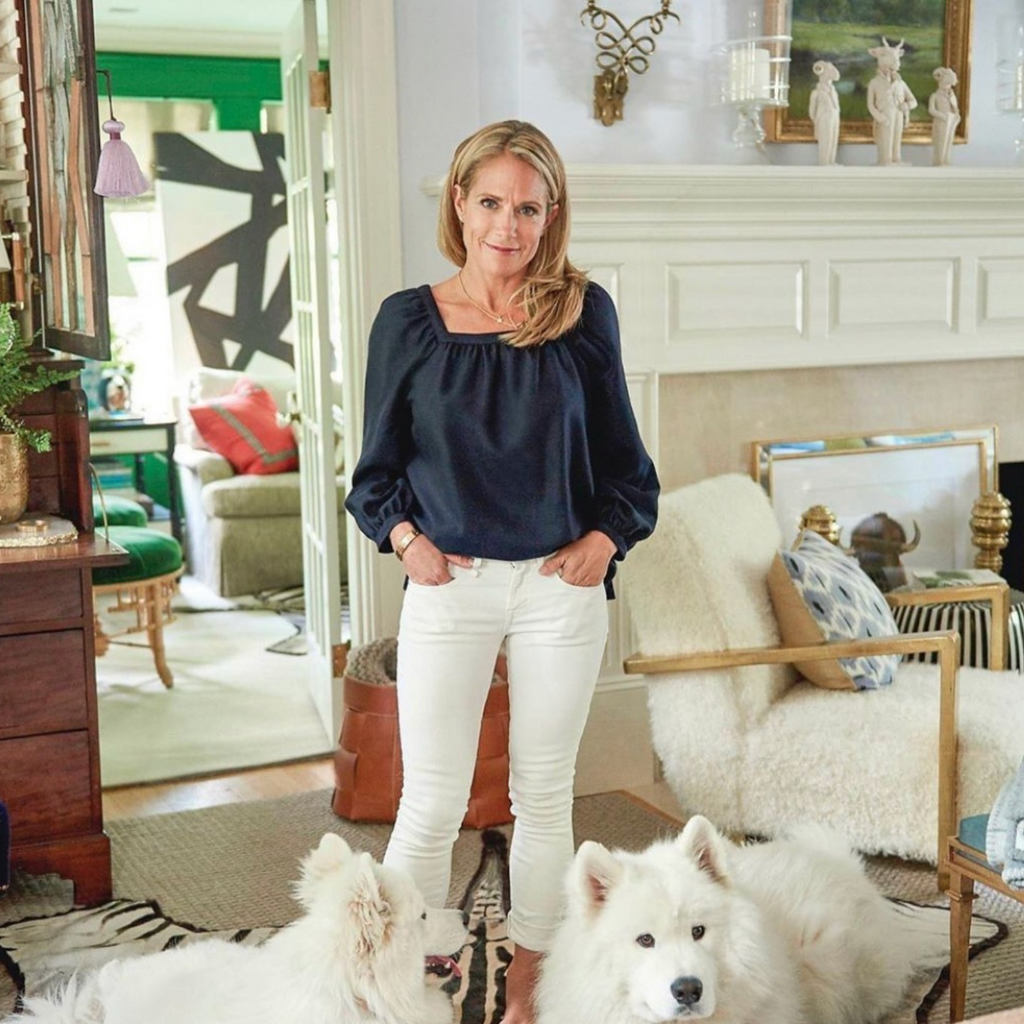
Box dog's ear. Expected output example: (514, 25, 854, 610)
(676, 816, 729, 884)
(571, 841, 625, 916)
(294, 833, 354, 909)
(349, 852, 393, 957)
(306, 832, 354, 872)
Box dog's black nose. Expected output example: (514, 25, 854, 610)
(671, 976, 702, 1007)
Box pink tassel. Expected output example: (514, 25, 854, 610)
(94, 119, 150, 198)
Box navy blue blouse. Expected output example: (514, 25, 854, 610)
(344, 281, 659, 593)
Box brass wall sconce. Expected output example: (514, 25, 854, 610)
(580, 0, 679, 126)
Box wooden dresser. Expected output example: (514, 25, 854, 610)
(0, 537, 124, 903)
(0, 377, 127, 904)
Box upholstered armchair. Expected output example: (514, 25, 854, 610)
(174, 367, 347, 597)
(622, 473, 1024, 887)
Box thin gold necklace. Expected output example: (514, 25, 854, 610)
(458, 271, 521, 328)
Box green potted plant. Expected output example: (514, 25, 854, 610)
(0, 303, 80, 523)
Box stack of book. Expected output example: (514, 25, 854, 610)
(91, 457, 134, 496)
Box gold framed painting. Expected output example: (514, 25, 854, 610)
(765, 0, 972, 145)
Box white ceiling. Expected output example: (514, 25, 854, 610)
(92, 0, 305, 56)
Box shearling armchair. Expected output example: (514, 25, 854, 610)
(622, 473, 1024, 885)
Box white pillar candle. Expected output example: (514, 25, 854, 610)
(728, 47, 771, 103)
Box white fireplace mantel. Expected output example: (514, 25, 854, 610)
(424, 165, 1024, 375)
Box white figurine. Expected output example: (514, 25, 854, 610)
(928, 66, 960, 166)
(808, 60, 841, 165)
(866, 37, 918, 166)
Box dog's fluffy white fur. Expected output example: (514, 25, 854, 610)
(5, 833, 465, 1024)
(537, 815, 942, 1024)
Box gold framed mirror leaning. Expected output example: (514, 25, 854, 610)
(752, 426, 1001, 579)
(765, 0, 973, 145)
(753, 425, 1018, 674)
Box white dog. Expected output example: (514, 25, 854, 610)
(537, 815, 943, 1024)
(7, 833, 466, 1024)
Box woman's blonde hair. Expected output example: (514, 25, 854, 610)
(437, 120, 588, 348)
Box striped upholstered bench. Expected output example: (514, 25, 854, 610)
(891, 589, 1024, 671)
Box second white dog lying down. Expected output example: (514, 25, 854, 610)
(537, 816, 945, 1024)
(8, 833, 466, 1024)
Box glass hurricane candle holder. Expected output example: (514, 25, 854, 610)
(996, 13, 1024, 158)
(710, 1, 792, 162)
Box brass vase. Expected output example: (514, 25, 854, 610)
(0, 433, 28, 524)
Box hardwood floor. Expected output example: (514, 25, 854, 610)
(102, 758, 687, 824)
(102, 758, 337, 821)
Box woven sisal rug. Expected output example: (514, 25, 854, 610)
(1, 790, 1021, 1022)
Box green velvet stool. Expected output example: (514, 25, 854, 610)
(93, 526, 184, 689)
(92, 494, 148, 529)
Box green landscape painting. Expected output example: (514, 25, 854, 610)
(790, 0, 945, 124)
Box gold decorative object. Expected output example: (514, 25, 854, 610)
(16, 518, 48, 533)
(0, 432, 27, 523)
(799, 504, 839, 545)
(580, 1, 679, 126)
(0, 514, 78, 547)
(970, 490, 1012, 574)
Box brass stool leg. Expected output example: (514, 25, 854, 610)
(93, 611, 111, 658)
(948, 863, 975, 1022)
(145, 580, 174, 689)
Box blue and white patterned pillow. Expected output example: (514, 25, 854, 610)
(770, 529, 899, 690)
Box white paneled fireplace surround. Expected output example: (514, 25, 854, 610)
(420, 165, 1024, 794)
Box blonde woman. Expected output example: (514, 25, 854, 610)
(345, 120, 659, 1023)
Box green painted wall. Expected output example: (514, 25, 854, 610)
(96, 52, 282, 131)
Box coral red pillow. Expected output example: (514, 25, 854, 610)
(188, 378, 298, 475)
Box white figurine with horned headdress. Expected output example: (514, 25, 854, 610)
(866, 36, 918, 166)
(809, 60, 841, 165)
(928, 66, 960, 166)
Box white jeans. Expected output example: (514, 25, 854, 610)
(385, 555, 609, 951)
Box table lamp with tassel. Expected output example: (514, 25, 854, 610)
(94, 69, 150, 199)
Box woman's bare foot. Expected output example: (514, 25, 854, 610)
(503, 945, 542, 1024)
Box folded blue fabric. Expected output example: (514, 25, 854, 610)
(986, 755, 1024, 890)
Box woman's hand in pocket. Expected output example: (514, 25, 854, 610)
(390, 522, 473, 585)
(539, 530, 616, 587)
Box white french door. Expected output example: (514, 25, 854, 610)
(282, 0, 343, 740)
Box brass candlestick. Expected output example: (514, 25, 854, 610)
(971, 491, 1012, 573)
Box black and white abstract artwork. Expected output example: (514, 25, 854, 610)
(155, 132, 293, 380)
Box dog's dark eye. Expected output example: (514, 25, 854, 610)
(636, 933, 655, 948)
(421, 912, 427, 921)
(692, 925, 705, 941)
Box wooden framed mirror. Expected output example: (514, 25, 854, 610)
(23, 0, 109, 360)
